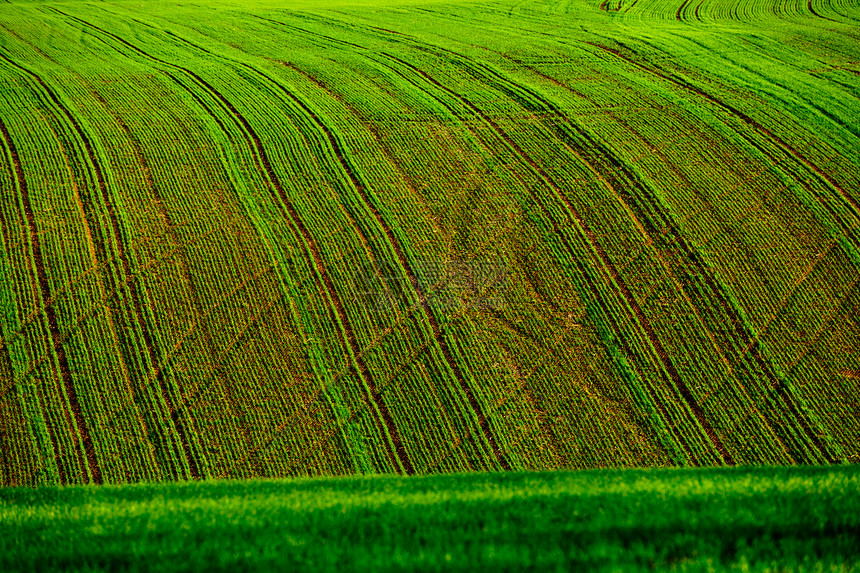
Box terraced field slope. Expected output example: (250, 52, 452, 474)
(1, 0, 858, 485)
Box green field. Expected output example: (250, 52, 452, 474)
(2, 465, 858, 571)
(1, 0, 859, 487)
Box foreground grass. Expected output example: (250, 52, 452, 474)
(2, 465, 859, 571)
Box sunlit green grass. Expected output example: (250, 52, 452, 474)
(3, 465, 859, 571)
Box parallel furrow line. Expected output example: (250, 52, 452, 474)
(209, 15, 506, 470)
(255, 14, 725, 462)
(95, 89, 253, 477)
(228, 259, 477, 471)
(0, 116, 95, 484)
(367, 44, 708, 463)
(398, 30, 831, 463)
(471, 49, 824, 462)
(152, 20, 510, 472)
(9, 20, 200, 480)
(591, 40, 860, 240)
(263, 56, 506, 470)
(50, 8, 412, 475)
(583, 39, 840, 463)
(252, 13, 694, 465)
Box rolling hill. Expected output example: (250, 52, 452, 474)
(1, 0, 858, 486)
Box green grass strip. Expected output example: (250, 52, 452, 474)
(2, 464, 859, 571)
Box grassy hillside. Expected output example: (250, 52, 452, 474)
(3, 465, 860, 572)
(1, 0, 859, 485)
